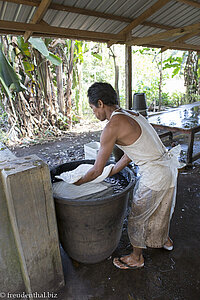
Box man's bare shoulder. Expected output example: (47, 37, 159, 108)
(109, 110, 138, 125)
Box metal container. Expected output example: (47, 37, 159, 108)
(132, 93, 148, 117)
(51, 160, 135, 264)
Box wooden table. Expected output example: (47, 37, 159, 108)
(148, 102, 200, 165)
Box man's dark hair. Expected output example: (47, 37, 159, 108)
(87, 82, 118, 107)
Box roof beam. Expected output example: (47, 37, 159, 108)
(127, 22, 200, 46)
(24, 0, 52, 41)
(108, 0, 171, 46)
(0, 20, 125, 42)
(176, 0, 200, 9)
(139, 40, 200, 52)
(3, 0, 175, 31)
(161, 31, 200, 52)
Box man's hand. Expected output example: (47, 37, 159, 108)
(73, 178, 83, 186)
(109, 154, 131, 177)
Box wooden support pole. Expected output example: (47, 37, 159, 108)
(0, 151, 64, 294)
(125, 45, 132, 109)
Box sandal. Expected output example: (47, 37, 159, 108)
(163, 238, 173, 251)
(113, 257, 144, 270)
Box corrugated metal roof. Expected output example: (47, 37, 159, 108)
(0, 0, 199, 51)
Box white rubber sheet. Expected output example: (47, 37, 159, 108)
(53, 163, 114, 199)
(53, 181, 111, 199)
(55, 163, 114, 184)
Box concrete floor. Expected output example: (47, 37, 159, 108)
(12, 131, 200, 300)
(55, 164, 200, 300)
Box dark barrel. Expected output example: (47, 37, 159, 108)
(51, 160, 135, 264)
(132, 93, 148, 117)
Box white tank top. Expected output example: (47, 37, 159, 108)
(111, 110, 181, 191)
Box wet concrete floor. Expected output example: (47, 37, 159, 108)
(12, 131, 200, 300)
(55, 164, 200, 300)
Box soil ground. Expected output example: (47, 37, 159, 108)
(11, 121, 200, 300)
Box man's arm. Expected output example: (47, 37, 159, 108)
(109, 153, 131, 177)
(74, 122, 117, 185)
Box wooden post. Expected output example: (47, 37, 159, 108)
(0, 144, 25, 294)
(125, 45, 132, 109)
(0, 149, 64, 294)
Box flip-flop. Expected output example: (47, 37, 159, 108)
(113, 257, 144, 270)
(163, 244, 173, 251)
(163, 238, 173, 251)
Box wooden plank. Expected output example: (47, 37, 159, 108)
(1, 155, 64, 293)
(24, 0, 52, 41)
(187, 131, 195, 164)
(125, 45, 132, 110)
(173, 31, 200, 43)
(2, 0, 175, 37)
(0, 20, 125, 42)
(108, 0, 171, 46)
(3, 0, 40, 5)
(192, 151, 200, 162)
(129, 38, 200, 52)
(4, 0, 174, 30)
(161, 31, 200, 52)
(128, 22, 200, 46)
(0, 151, 25, 294)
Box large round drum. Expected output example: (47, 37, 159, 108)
(51, 160, 135, 264)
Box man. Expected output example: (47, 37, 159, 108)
(75, 82, 180, 269)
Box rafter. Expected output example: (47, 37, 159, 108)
(139, 40, 200, 52)
(0, 20, 125, 42)
(24, 0, 52, 41)
(161, 31, 200, 52)
(127, 22, 200, 46)
(3, 0, 175, 32)
(176, 0, 200, 8)
(108, 0, 171, 46)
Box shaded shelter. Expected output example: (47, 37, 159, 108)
(0, 0, 200, 298)
(0, 0, 200, 108)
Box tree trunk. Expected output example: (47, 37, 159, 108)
(110, 46, 120, 103)
(77, 63, 83, 117)
(56, 64, 65, 114)
(65, 40, 75, 129)
(158, 51, 162, 111)
(198, 52, 200, 95)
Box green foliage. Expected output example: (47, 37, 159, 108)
(91, 53, 102, 60)
(17, 37, 31, 57)
(22, 60, 34, 73)
(28, 37, 62, 65)
(132, 47, 158, 56)
(170, 91, 185, 106)
(29, 37, 49, 56)
(134, 77, 160, 105)
(162, 51, 187, 77)
(46, 52, 62, 66)
(0, 44, 25, 97)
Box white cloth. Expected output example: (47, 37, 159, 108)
(110, 110, 181, 248)
(112, 111, 181, 191)
(55, 163, 114, 184)
(53, 163, 114, 199)
(53, 181, 110, 199)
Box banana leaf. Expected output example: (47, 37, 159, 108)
(29, 37, 62, 66)
(0, 76, 12, 98)
(17, 36, 31, 57)
(46, 53, 62, 66)
(0, 45, 25, 95)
